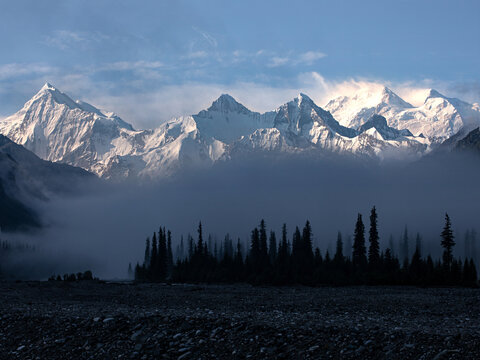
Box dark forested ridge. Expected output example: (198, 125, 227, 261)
(134, 209, 478, 287)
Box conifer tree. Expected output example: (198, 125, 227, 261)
(464, 230, 471, 260)
(208, 235, 213, 256)
(151, 232, 158, 280)
(469, 258, 477, 282)
(344, 235, 352, 259)
(302, 220, 314, 262)
(388, 235, 395, 257)
(410, 239, 423, 282)
(441, 213, 455, 268)
(334, 232, 344, 263)
(291, 226, 302, 281)
(179, 235, 185, 261)
(368, 206, 380, 266)
(187, 234, 194, 259)
(167, 230, 173, 278)
(268, 231, 277, 264)
(402, 226, 409, 265)
(234, 238, 244, 276)
(280, 223, 288, 256)
(250, 227, 260, 271)
(144, 237, 151, 266)
(158, 227, 168, 280)
(471, 230, 478, 265)
(259, 219, 268, 267)
(292, 226, 301, 258)
(352, 214, 367, 268)
(197, 222, 204, 256)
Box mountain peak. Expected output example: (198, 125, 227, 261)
(31, 82, 80, 110)
(207, 94, 250, 114)
(380, 86, 413, 108)
(41, 82, 56, 91)
(426, 89, 446, 100)
(295, 93, 314, 104)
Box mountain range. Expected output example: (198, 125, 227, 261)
(1, 83, 480, 180)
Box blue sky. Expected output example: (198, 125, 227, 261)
(1, 0, 480, 128)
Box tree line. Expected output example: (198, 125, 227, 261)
(134, 209, 478, 287)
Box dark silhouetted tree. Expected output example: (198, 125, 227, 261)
(334, 232, 344, 263)
(441, 213, 455, 268)
(352, 214, 367, 268)
(144, 237, 151, 266)
(269, 231, 277, 264)
(368, 206, 380, 267)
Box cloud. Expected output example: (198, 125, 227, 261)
(269, 56, 290, 67)
(2, 60, 479, 131)
(0, 63, 56, 81)
(448, 81, 480, 105)
(298, 51, 327, 65)
(183, 51, 208, 59)
(43, 30, 109, 50)
(268, 51, 327, 67)
(192, 26, 218, 48)
(100, 61, 164, 71)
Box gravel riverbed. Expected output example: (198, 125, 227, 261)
(0, 282, 479, 359)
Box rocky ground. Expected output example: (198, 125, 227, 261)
(0, 282, 479, 359)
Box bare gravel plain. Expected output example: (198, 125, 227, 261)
(0, 281, 479, 359)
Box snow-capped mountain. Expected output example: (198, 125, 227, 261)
(0, 134, 92, 231)
(325, 86, 413, 130)
(325, 86, 480, 141)
(232, 93, 427, 160)
(193, 94, 275, 143)
(1, 83, 463, 180)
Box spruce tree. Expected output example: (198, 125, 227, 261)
(302, 220, 314, 262)
(151, 232, 158, 280)
(158, 227, 167, 280)
(144, 237, 151, 266)
(128, 262, 133, 279)
(441, 213, 455, 268)
(352, 214, 367, 268)
(368, 206, 380, 266)
(334, 232, 344, 263)
(179, 235, 185, 261)
(268, 231, 277, 264)
(469, 258, 477, 282)
(197, 222, 204, 256)
(464, 230, 471, 260)
(292, 226, 302, 281)
(471, 230, 478, 266)
(259, 220, 268, 267)
(167, 230, 173, 278)
(280, 223, 288, 256)
(402, 226, 409, 265)
(415, 233, 422, 258)
(344, 235, 352, 259)
(410, 241, 423, 283)
(187, 234, 194, 259)
(388, 235, 395, 257)
(250, 227, 260, 271)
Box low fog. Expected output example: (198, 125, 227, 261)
(3, 151, 480, 279)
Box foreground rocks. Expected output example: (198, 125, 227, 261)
(0, 282, 479, 359)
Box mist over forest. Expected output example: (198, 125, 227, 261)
(2, 149, 480, 279)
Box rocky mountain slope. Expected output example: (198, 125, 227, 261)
(0, 134, 93, 231)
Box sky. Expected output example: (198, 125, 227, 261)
(1, 0, 480, 129)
